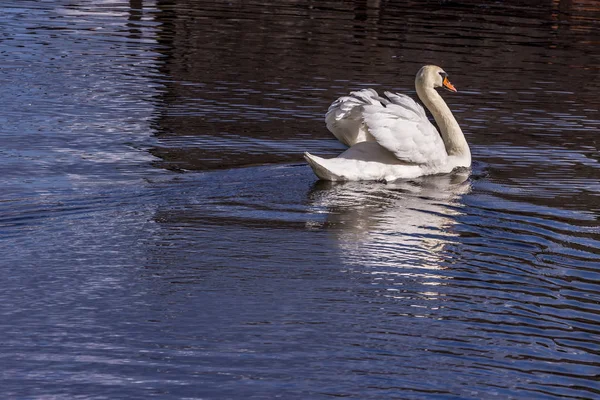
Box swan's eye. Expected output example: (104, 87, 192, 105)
(439, 71, 448, 80)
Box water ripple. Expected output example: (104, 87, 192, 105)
(1, 1, 600, 399)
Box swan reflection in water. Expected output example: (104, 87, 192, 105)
(307, 171, 471, 297)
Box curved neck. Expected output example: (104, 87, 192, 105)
(416, 85, 470, 159)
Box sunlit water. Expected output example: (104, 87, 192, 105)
(1, 1, 599, 399)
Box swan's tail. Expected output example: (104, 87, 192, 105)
(303, 152, 344, 181)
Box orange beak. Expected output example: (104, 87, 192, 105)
(443, 76, 457, 92)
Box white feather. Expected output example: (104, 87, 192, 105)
(325, 89, 387, 146)
(362, 92, 448, 166)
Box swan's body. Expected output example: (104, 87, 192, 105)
(304, 65, 471, 181)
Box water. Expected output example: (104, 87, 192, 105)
(1, 0, 599, 398)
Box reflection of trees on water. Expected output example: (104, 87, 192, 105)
(127, 0, 144, 39)
(145, 0, 597, 99)
(307, 172, 471, 288)
(142, 0, 598, 170)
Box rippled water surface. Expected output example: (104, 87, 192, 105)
(1, 1, 599, 398)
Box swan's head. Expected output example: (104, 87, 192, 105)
(416, 65, 457, 93)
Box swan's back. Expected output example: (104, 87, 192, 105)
(325, 89, 448, 166)
(362, 91, 448, 166)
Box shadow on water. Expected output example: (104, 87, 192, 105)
(147, 0, 599, 206)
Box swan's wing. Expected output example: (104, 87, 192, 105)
(325, 89, 389, 147)
(362, 91, 448, 166)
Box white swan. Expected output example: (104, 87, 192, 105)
(304, 65, 471, 181)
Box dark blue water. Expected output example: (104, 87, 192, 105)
(1, 1, 599, 399)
